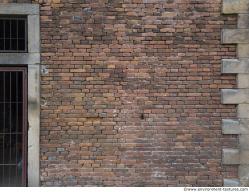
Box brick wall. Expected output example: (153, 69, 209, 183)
(0, 0, 239, 186)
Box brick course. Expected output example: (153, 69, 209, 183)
(1, 0, 239, 186)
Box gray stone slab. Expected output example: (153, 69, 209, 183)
(222, 150, 249, 165)
(222, 119, 240, 134)
(238, 74, 249, 88)
(237, 44, 249, 58)
(238, 104, 249, 118)
(0, 53, 40, 65)
(240, 119, 249, 134)
(238, 14, 249, 28)
(28, 64, 40, 187)
(222, 0, 249, 14)
(240, 151, 249, 164)
(239, 165, 249, 186)
(0, 3, 39, 15)
(240, 135, 249, 150)
(28, 15, 40, 53)
(223, 178, 240, 187)
(221, 89, 249, 104)
(222, 119, 249, 134)
(222, 29, 249, 44)
(222, 59, 249, 73)
(223, 148, 240, 165)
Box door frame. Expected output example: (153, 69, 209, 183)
(0, 4, 40, 187)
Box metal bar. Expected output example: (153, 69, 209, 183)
(22, 69, 27, 186)
(16, 19, 18, 52)
(15, 72, 18, 185)
(24, 18, 28, 52)
(9, 20, 11, 50)
(0, 73, 2, 186)
(0, 72, 3, 185)
(2, 72, 5, 185)
(3, 20, 5, 51)
(8, 72, 11, 186)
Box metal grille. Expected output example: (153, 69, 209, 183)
(0, 16, 27, 52)
(0, 67, 27, 187)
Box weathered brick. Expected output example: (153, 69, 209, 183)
(0, 0, 237, 187)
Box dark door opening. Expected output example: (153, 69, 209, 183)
(0, 67, 27, 187)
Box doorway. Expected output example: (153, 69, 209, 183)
(0, 67, 27, 186)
